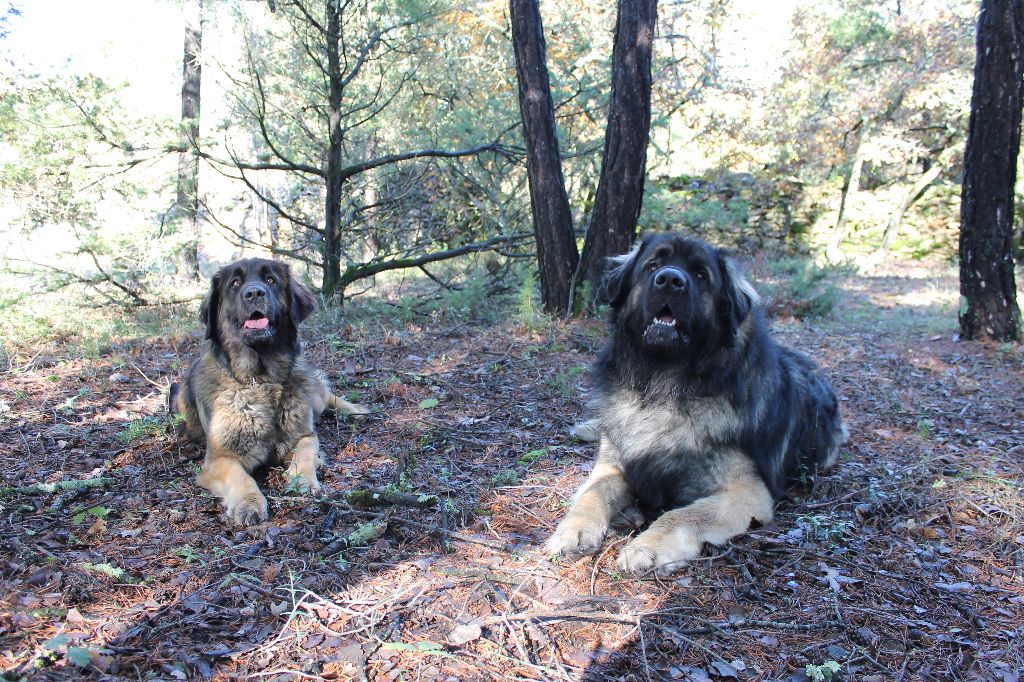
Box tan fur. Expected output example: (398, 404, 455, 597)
(175, 353, 367, 525)
(548, 438, 773, 575)
(569, 418, 602, 442)
(546, 444, 632, 557)
(172, 258, 369, 526)
(615, 454, 773, 576)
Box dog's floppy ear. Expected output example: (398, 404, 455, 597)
(716, 250, 759, 336)
(199, 273, 222, 343)
(288, 270, 317, 326)
(599, 239, 645, 308)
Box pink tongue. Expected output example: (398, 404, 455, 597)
(244, 317, 269, 330)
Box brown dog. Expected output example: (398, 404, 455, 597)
(169, 258, 368, 525)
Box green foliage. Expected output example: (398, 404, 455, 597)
(490, 469, 520, 487)
(72, 506, 111, 525)
(829, 9, 891, 50)
(345, 521, 387, 547)
(797, 514, 852, 543)
(117, 416, 164, 444)
(77, 561, 139, 584)
(547, 366, 588, 397)
(515, 267, 546, 330)
(56, 388, 90, 416)
(380, 641, 451, 658)
(764, 257, 849, 319)
(806, 660, 842, 681)
(174, 546, 204, 565)
(518, 448, 548, 466)
(0, 72, 193, 309)
(39, 634, 104, 669)
(65, 647, 93, 668)
(642, 182, 749, 235)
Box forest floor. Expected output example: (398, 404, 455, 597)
(1, 260, 1022, 681)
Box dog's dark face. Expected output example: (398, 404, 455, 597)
(602, 234, 758, 358)
(200, 258, 316, 352)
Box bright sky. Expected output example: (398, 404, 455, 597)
(1, 0, 797, 119)
(2, 0, 187, 118)
(719, 0, 798, 85)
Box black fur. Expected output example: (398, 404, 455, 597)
(594, 233, 845, 505)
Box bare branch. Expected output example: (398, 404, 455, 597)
(338, 233, 532, 290)
(338, 143, 515, 182)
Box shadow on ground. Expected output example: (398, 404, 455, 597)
(1, 265, 1022, 680)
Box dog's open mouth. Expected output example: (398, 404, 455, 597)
(653, 307, 676, 327)
(243, 312, 269, 330)
(642, 306, 689, 349)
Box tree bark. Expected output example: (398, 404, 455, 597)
(176, 0, 203, 278)
(509, 0, 579, 315)
(826, 120, 869, 261)
(959, 0, 1023, 341)
(876, 160, 944, 256)
(576, 0, 657, 303)
(322, 0, 345, 298)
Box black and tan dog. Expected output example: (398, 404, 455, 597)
(548, 233, 847, 576)
(169, 258, 368, 526)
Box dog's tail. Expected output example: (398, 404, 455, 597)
(570, 418, 602, 442)
(165, 382, 184, 435)
(166, 382, 180, 415)
(326, 393, 371, 416)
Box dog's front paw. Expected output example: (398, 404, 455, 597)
(286, 474, 322, 496)
(617, 537, 699, 577)
(617, 543, 657, 576)
(546, 515, 608, 558)
(226, 492, 269, 526)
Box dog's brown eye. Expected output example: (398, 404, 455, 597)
(230, 278, 241, 288)
(644, 261, 658, 273)
(266, 276, 276, 285)
(696, 271, 706, 281)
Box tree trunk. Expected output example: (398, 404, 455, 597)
(509, 0, 579, 315)
(959, 0, 1023, 341)
(576, 0, 657, 303)
(176, 0, 203, 278)
(322, 0, 344, 298)
(826, 120, 868, 261)
(876, 161, 943, 256)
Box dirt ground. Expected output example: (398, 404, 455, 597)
(1, 264, 1022, 681)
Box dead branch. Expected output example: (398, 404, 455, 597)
(344, 487, 440, 508)
(337, 233, 532, 292)
(1, 477, 112, 497)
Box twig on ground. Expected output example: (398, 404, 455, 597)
(126, 359, 168, 389)
(267, 493, 515, 550)
(345, 487, 440, 508)
(0, 477, 112, 496)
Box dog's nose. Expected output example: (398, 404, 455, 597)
(653, 267, 687, 291)
(242, 283, 268, 301)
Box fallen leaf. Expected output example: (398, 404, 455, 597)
(447, 621, 482, 646)
(65, 608, 88, 626)
(710, 660, 738, 678)
(933, 581, 974, 593)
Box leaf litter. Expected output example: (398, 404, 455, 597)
(0, 279, 1021, 680)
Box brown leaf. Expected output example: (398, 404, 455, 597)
(66, 608, 88, 626)
(447, 621, 482, 646)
